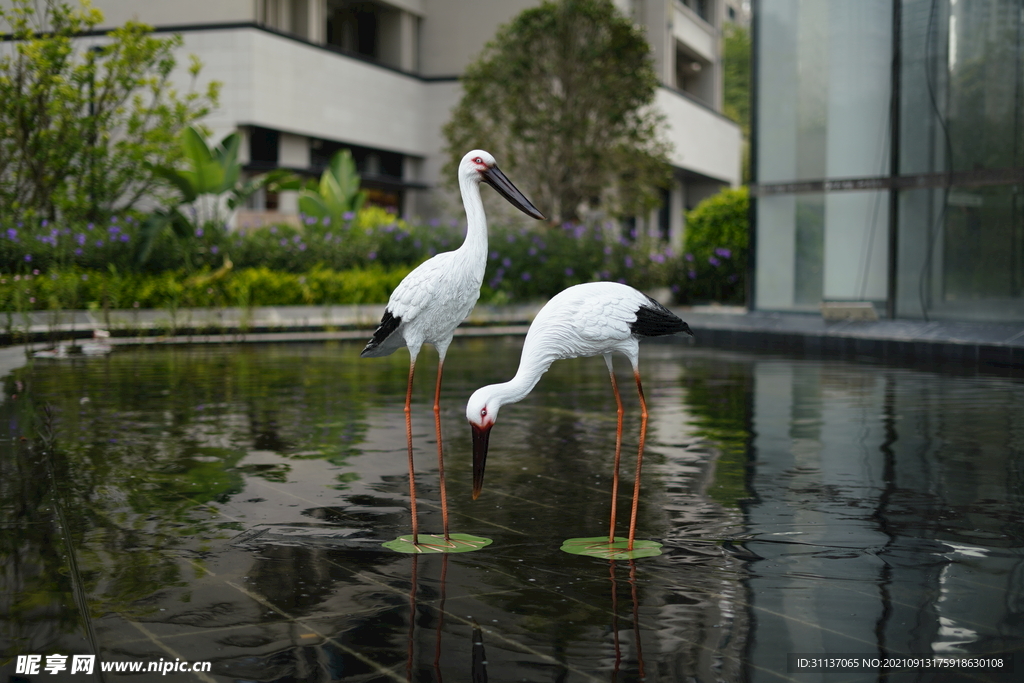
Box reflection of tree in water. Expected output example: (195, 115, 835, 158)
(0, 345, 376, 656)
(676, 354, 755, 509)
(248, 407, 291, 452)
(0, 404, 84, 656)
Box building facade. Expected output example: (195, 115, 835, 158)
(751, 0, 1024, 322)
(81, 0, 741, 242)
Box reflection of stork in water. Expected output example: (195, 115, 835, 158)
(610, 559, 645, 679)
(406, 554, 489, 682)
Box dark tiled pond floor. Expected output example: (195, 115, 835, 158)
(1, 338, 1022, 682)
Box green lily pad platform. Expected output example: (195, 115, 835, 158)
(382, 533, 493, 554)
(560, 536, 663, 560)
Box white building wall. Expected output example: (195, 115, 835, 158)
(279, 133, 309, 167)
(378, 0, 423, 16)
(180, 29, 427, 157)
(418, 0, 537, 77)
(656, 89, 742, 186)
(89, 0, 255, 29)
(673, 4, 716, 62)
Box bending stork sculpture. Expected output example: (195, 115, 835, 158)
(465, 282, 693, 556)
(362, 150, 544, 552)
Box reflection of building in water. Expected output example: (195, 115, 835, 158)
(744, 359, 1024, 678)
(633, 347, 752, 679)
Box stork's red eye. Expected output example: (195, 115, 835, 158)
(480, 407, 487, 417)
(474, 157, 484, 165)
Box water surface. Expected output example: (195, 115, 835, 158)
(0, 339, 1021, 682)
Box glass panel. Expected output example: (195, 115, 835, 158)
(894, 187, 939, 318)
(757, 0, 891, 184)
(944, 187, 1021, 300)
(899, 0, 948, 175)
(823, 190, 889, 302)
(755, 0, 892, 311)
(897, 0, 1024, 321)
(755, 192, 824, 310)
(898, 184, 1024, 321)
(794, 194, 824, 305)
(757, 0, 827, 184)
(946, 0, 1024, 173)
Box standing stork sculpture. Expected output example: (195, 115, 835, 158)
(362, 150, 544, 553)
(465, 282, 693, 559)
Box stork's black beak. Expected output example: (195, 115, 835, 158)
(471, 423, 492, 500)
(482, 165, 545, 220)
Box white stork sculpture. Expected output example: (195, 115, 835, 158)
(362, 150, 544, 552)
(466, 282, 693, 555)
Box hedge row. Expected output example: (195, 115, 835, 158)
(0, 265, 412, 312)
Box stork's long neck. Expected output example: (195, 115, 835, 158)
(489, 351, 555, 410)
(458, 174, 488, 264)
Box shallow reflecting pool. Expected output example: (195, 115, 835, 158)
(1, 338, 1022, 682)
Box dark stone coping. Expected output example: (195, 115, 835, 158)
(673, 309, 1024, 374)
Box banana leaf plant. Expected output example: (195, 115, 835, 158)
(297, 149, 366, 228)
(139, 126, 293, 265)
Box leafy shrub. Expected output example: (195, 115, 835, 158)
(1, 196, 752, 311)
(672, 187, 748, 304)
(224, 207, 461, 274)
(0, 215, 145, 274)
(480, 220, 676, 303)
(0, 207, 459, 276)
(0, 264, 411, 313)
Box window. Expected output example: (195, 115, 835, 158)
(658, 187, 672, 242)
(675, 44, 712, 103)
(309, 139, 402, 179)
(325, 0, 411, 70)
(683, 0, 711, 23)
(249, 127, 279, 166)
(326, 0, 380, 59)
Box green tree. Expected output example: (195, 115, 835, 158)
(442, 0, 671, 224)
(722, 22, 751, 182)
(0, 0, 219, 224)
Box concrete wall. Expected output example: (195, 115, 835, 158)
(418, 0, 536, 77)
(90, 0, 255, 29)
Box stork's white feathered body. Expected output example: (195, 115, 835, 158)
(359, 246, 487, 362)
(466, 281, 693, 550)
(467, 282, 690, 412)
(361, 149, 543, 550)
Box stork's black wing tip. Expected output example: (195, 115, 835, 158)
(631, 296, 691, 338)
(361, 309, 401, 356)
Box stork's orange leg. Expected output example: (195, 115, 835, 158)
(608, 369, 625, 544)
(405, 359, 419, 545)
(626, 370, 648, 550)
(433, 359, 451, 541)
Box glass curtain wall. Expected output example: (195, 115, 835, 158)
(897, 0, 1024, 320)
(755, 0, 893, 312)
(754, 0, 1024, 321)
